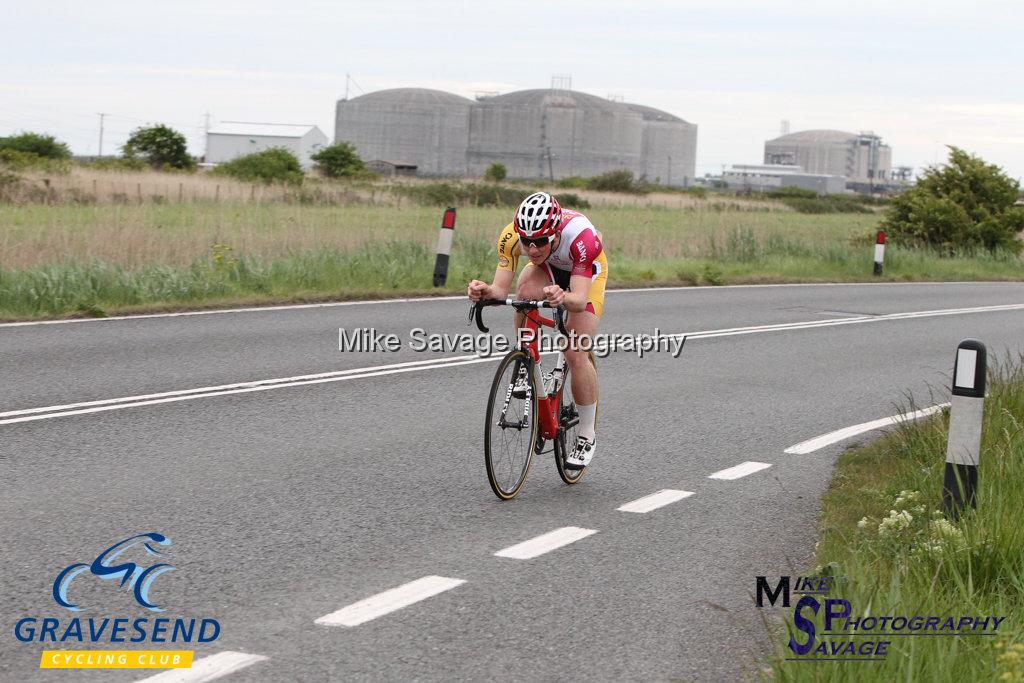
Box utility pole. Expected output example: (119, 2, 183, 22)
(97, 113, 107, 157)
(345, 73, 350, 100)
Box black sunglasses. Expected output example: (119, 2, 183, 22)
(521, 235, 553, 248)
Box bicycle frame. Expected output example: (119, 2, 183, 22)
(518, 308, 566, 441)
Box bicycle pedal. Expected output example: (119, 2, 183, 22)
(534, 438, 546, 454)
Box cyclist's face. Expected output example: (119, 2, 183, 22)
(524, 234, 557, 264)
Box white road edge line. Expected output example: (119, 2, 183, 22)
(0, 281, 1009, 328)
(134, 651, 268, 682)
(315, 576, 466, 628)
(617, 489, 695, 513)
(709, 462, 773, 480)
(4, 303, 1021, 425)
(494, 527, 598, 560)
(784, 404, 948, 455)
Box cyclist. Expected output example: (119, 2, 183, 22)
(467, 191, 607, 469)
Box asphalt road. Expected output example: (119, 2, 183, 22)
(1, 282, 1023, 682)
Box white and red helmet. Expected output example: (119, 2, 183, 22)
(513, 192, 562, 240)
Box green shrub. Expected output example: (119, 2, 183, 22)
(213, 148, 304, 185)
(0, 149, 70, 173)
(311, 142, 365, 178)
(588, 169, 644, 194)
(553, 192, 591, 210)
(701, 263, 724, 285)
(685, 187, 708, 199)
(123, 125, 195, 170)
(556, 176, 589, 189)
(0, 132, 71, 159)
(766, 186, 819, 199)
(483, 163, 507, 182)
(884, 147, 1023, 254)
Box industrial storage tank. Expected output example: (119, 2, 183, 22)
(467, 89, 644, 180)
(626, 103, 698, 187)
(764, 129, 892, 184)
(334, 88, 473, 175)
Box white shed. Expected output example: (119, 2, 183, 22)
(205, 122, 329, 170)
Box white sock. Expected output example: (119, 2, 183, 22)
(577, 402, 597, 441)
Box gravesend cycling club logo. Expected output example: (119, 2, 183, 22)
(757, 574, 1007, 661)
(53, 532, 175, 612)
(12, 532, 222, 670)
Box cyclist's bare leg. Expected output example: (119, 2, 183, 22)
(564, 311, 598, 405)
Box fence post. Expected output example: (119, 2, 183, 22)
(942, 339, 986, 516)
(433, 207, 457, 287)
(873, 230, 885, 276)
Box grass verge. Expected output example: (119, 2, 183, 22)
(767, 356, 1024, 682)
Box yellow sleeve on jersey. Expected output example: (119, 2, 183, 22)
(496, 223, 521, 272)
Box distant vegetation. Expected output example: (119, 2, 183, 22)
(311, 142, 366, 178)
(0, 132, 71, 160)
(123, 124, 196, 171)
(884, 146, 1024, 254)
(559, 169, 646, 194)
(483, 163, 507, 182)
(212, 148, 304, 185)
(0, 132, 73, 173)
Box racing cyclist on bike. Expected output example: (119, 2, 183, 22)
(467, 191, 608, 469)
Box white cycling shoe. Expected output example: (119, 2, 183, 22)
(565, 435, 596, 470)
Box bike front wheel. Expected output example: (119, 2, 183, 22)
(484, 349, 539, 500)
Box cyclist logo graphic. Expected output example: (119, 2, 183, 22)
(52, 533, 176, 612)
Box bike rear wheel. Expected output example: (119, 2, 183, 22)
(554, 352, 597, 485)
(484, 349, 539, 500)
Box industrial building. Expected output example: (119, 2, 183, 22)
(722, 164, 847, 195)
(334, 88, 473, 175)
(334, 87, 697, 186)
(763, 130, 892, 189)
(205, 122, 328, 169)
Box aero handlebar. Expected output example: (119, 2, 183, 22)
(469, 298, 569, 337)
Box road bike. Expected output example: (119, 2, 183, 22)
(470, 298, 596, 500)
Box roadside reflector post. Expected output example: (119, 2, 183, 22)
(942, 339, 986, 516)
(873, 230, 885, 276)
(433, 207, 456, 287)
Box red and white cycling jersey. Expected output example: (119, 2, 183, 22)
(545, 209, 604, 277)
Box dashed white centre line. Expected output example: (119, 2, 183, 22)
(494, 526, 598, 560)
(135, 651, 267, 682)
(617, 489, 695, 513)
(315, 575, 466, 627)
(708, 461, 773, 480)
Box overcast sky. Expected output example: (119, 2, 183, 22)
(4, 0, 1022, 179)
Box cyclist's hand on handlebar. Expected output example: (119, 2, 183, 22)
(543, 284, 565, 307)
(467, 280, 489, 302)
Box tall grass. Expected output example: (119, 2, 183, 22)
(768, 357, 1024, 682)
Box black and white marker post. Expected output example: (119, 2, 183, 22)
(433, 207, 457, 287)
(942, 339, 987, 515)
(873, 230, 885, 276)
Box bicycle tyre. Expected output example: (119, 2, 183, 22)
(484, 349, 539, 500)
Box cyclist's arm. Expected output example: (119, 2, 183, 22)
(468, 225, 519, 301)
(558, 227, 601, 312)
(486, 267, 514, 299)
(563, 275, 593, 313)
